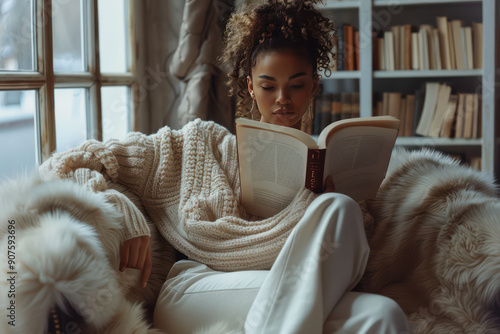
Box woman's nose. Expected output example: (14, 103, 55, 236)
(276, 88, 290, 105)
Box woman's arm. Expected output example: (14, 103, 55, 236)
(39, 133, 157, 287)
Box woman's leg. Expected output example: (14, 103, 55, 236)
(323, 292, 413, 334)
(153, 260, 265, 333)
(244, 193, 370, 334)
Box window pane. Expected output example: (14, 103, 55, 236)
(55, 88, 86, 152)
(52, 0, 85, 72)
(0, 90, 37, 180)
(102, 86, 129, 141)
(0, 0, 35, 71)
(98, 0, 128, 73)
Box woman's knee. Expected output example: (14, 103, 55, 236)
(365, 295, 412, 334)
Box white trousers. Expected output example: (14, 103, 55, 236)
(154, 193, 413, 334)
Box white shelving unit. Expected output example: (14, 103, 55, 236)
(317, 0, 497, 177)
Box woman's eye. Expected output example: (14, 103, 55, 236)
(291, 85, 304, 89)
(261, 86, 274, 91)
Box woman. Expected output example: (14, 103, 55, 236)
(40, 1, 412, 333)
(152, 1, 412, 333)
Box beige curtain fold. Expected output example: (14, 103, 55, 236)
(137, 0, 234, 134)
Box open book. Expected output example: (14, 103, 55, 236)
(235, 116, 400, 218)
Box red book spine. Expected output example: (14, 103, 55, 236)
(305, 149, 326, 193)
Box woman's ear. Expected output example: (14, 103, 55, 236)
(247, 75, 254, 99)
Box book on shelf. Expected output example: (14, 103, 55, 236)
(354, 30, 360, 71)
(404, 94, 415, 137)
(389, 84, 481, 139)
(451, 20, 465, 70)
(374, 16, 482, 72)
(416, 82, 441, 136)
(235, 116, 400, 218)
(428, 83, 452, 138)
(439, 94, 458, 138)
(464, 26, 474, 70)
(411, 32, 419, 70)
(384, 31, 395, 71)
(472, 22, 483, 69)
(378, 37, 385, 70)
(436, 16, 452, 70)
(399, 96, 407, 136)
(412, 87, 425, 136)
(455, 93, 466, 138)
(344, 25, 355, 71)
(432, 28, 442, 70)
(463, 93, 474, 138)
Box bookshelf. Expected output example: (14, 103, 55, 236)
(317, 0, 497, 177)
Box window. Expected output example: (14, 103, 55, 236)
(0, 0, 137, 180)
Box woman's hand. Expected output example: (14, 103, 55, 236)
(119, 235, 152, 288)
(321, 175, 336, 194)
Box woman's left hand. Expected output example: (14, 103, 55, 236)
(119, 236, 152, 288)
(321, 175, 336, 194)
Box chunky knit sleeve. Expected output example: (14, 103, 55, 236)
(39, 132, 156, 240)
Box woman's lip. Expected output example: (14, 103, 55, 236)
(273, 109, 293, 114)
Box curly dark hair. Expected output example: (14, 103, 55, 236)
(220, 0, 337, 119)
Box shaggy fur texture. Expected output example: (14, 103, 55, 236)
(0, 175, 170, 334)
(0, 174, 246, 334)
(357, 148, 500, 334)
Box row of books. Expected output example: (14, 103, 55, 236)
(302, 92, 360, 135)
(331, 24, 360, 71)
(373, 17, 483, 71)
(375, 82, 481, 139)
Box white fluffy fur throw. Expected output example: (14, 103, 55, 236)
(0, 174, 242, 334)
(357, 148, 500, 333)
(0, 175, 173, 334)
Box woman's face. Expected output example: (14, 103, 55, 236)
(247, 50, 318, 129)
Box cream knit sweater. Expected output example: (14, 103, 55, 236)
(40, 119, 318, 271)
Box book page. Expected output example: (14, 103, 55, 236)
(323, 126, 398, 202)
(237, 126, 309, 218)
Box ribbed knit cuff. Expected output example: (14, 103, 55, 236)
(103, 189, 151, 240)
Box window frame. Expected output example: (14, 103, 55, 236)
(0, 0, 138, 164)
